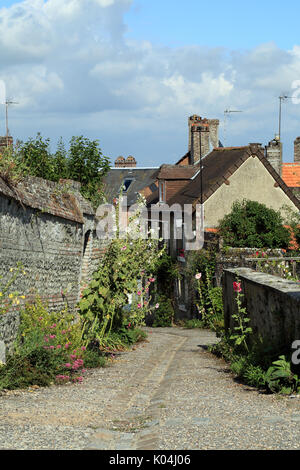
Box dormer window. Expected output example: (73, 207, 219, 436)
(122, 178, 134, 192)
(159, 180, 166, 203)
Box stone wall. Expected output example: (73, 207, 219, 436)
(0, 176, 108, 355)
(214, 247, 289, 286)
(223, 267, 300, 353)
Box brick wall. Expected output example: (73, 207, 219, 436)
(294, 137, 300, 163)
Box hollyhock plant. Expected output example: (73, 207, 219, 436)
(233, 282, 242, 293)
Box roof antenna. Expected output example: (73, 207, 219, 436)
(278, 94, 292, 142)
(223, 109, 243, 147)
(5, 98, 18, 147)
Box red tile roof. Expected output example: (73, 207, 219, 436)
(282, 163, 300, 187)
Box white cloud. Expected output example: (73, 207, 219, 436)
(0, 1, 299, 164)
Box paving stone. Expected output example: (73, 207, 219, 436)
(2, 327, 300, 450)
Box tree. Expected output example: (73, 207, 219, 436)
(17, 133, 54, 181)
(9, 134, 110, 208)
(218, 199, 291, 248)
(66, 136, 110, 208)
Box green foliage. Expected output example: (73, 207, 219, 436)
(184, 318, 204, 329)
(218, 199, 291, 248)
(78, 196, 165, 344)
(185, 248, 217, 281)
(265, 356, 300, 394)
(0, 297, 107, 391)
(66, 136, 110, 208)
(185, 248, 224, 332)
(230, 278, 252, 353)
(16, 133, 55, 181)
(0, 134, 111, 209)
(230, 356, 267, 389)
(0, 262, 26, 315)
(155, 252, 179, 298)
(152, 295, 174, 327)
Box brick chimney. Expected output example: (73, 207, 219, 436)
(188, 115, 219, 164)
(125, 156, 137, 167)
(115, 156, 126, 167)
(115, 155, 137, 168)
(0, 136, 13, 154)
(265, 137, 282, 176)
(294, 137, 300, 163)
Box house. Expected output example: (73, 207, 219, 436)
(142, 116, 300, 239)
(167, 143, 300, 231)
(101, 155, 159, 207)
(138, 115, 300, 317)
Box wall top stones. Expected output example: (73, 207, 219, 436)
(224, 267, 300, 296)
(0, 175, 95, 224)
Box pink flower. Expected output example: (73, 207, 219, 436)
(121, 246, 127, 251)
(149, 278, 155, 283)
(49, 334, 56, 339)
(137, 303, 142, 309)
(137, 291, 142, 296)
(81, 346, 86, 351)
(195, 273, 202, 280)
(49, 346, 54, 350)
(65, 363, 72, 368)
(57, 345, 62, 349)
(155, 303, 159, 309)
(233, 282, 242, 293)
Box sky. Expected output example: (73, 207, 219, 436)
(0, 0, 300, 166)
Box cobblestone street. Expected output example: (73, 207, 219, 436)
(1, 327, 300, 450)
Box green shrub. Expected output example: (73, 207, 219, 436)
(218, 199, 291, 248)
(184, 319, 204, 329)
(265, 356, 300, 394)
(152, 296, 174, 327)
(230, 356, 267, 389)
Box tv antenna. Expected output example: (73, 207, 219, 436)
(278, 95, 292, 142)
(5, 98, 18, 146)
(223, 109, 243, 147)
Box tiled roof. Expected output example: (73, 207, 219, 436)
(167, 145, 300, 210)
(156, 165, 199, 180)
(282, 163, 300, 187)
(102, 167, 158, 205)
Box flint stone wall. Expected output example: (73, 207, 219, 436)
(0, 177, 109, 355)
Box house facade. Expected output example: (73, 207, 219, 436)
(139, 115, 300, 318)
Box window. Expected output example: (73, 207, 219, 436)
(122, 178, 134, 192)
(159, 180, 166, 203)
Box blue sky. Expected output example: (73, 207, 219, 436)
(0, 0, 299, 166)
(125, 0, 300, 51)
